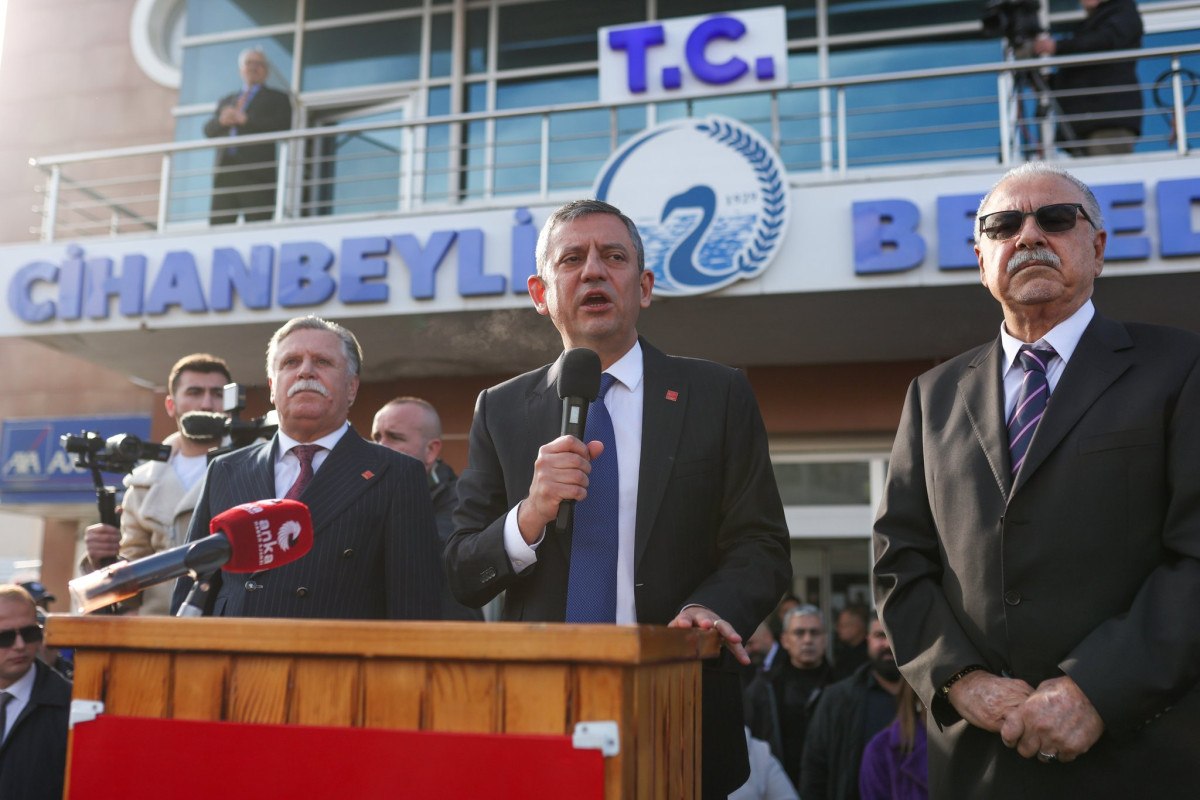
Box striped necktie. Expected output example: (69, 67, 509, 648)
(1008, 345, 1056, 477)
(285, 444, 322, 500)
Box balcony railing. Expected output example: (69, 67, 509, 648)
(29, 43, 1200, 243)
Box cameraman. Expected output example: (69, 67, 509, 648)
(81, 354, 232, 614)
(1034, 0, 1144, 155)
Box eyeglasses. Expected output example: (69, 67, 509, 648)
(978, 203, 1096, 241)
(0, 624, 42, 648)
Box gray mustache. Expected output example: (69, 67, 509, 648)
(1007, 248, 1061, 274)
(288, 379, 330, 398)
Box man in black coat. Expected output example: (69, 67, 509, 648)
(204, 47, 292, 224)
(445, 199, 791, 798)
(1034, 0, 1143, 155)
(0, 585, 71, 800)
(171, 316, 445, 620)
(801, 616, 903, 800)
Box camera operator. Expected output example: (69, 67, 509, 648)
(80, 354, 232, 614)
(1033, 0, 1144, 155)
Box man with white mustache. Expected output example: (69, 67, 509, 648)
(171, 315, 445, 619)
(874, 162, 1200, 797)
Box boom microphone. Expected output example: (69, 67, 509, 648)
(554, 348, 601, 535)
(68, 499, 313, 614)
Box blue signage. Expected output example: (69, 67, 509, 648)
(7, 210, 539, 324)
(0, 416, 152, 504)
(852, 177, 1200, 274)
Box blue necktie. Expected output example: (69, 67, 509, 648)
(565, 372, 619, 623)
(1008, 345, 1055, 477)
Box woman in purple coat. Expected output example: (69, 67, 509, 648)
(859, 681, 928, 800)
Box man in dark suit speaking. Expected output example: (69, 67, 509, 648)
(171, 315, 444, 620)
(445, 199, 792, 797)
(204, 47, 291, 225)
(873, 163, 1200, 798)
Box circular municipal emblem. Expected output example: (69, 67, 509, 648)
(594, 115, 789, 297)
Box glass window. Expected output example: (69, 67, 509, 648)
(179, 35, 294, 107)
(466, 8, 489, 74)
(827, 0, 982, 37)
(430, 13, 453, 79)
(830, 38, 1003, 168)
(1138, 31, 1200, 154)
(168, 113, 217, 225)
(305, 0, 420, 21)
(185, 0, 295, 36)
(304, 104, 407, 217)
(774, 461, 871, 506)
(302, 19, 421, 92)
(496, 0, 643, 71)
(424, 87, 453, 203)
(657, 0, 817, 40)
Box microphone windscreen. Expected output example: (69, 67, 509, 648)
(557, 347, 601, 401)
(210, 499, 314, 572)
(179, 411, 229, 441)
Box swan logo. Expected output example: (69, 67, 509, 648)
(276, 520, 301, 551)
(594, 115, 788, 296)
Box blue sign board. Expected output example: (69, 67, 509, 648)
(0, 416, 152, 505)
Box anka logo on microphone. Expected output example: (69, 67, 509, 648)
(593, 114, 789, 297)
(253, 517, 303, 565)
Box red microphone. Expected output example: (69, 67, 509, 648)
(69, 499, 313, 614)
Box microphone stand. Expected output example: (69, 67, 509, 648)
(175, 569, 218, 618)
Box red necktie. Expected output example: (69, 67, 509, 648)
(285, 444, 322, 500)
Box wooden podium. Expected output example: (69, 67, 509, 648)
(48, 616, 718, 798)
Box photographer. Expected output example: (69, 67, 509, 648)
(1034, 0, 1144, 155)
(81, 354, 231, 614)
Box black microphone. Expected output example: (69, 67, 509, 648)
(555, 348, 601, 536)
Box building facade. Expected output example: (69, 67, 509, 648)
(2, 0, 1198, 615)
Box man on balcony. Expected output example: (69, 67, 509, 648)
(204, 47, 292, 225)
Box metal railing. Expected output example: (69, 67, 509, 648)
(29, 43, 1200, 243)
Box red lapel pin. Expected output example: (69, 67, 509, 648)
(665, 390, 679, 402)
(361, 470, 374, 480)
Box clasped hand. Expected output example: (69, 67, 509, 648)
(949, 671, 1104, 763)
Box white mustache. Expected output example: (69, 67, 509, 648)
(1007, 247, 1061, 274)
(288, 379, 330, 398)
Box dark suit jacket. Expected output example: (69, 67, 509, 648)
(170, 428, 444, 620)
(204, 84, 291, 169)
(446, 339, 792, 796)
(874, 313, 1200, 798)
(0, 661, 71, 800)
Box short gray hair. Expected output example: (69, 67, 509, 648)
(266, 316, 362, 379)
(783, 604, 825, 630)
(239, 47, 268, 69)
(534, 199, 646, 276)
(976, 162, 1105, 238)
(379, 396, 442, 439)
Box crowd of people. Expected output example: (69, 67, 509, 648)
(5, 159, 1198, 798)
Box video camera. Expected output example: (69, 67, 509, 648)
(981, 0, 1043, 49)
(61, 431, 171, 546)
(179, 382, 279, 461)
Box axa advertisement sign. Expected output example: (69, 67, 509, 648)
(0, 416, 151, 504)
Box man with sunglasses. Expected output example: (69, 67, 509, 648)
(0, 584, 70, 799)
(874, 162, 1200, 798)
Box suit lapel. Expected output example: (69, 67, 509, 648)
(1012, 314, 1133, 495)
(246, 437, 277, 502)
(299, 428, 387, 532)
(957, 338, 1011, 499)
(634, 341, 687, 572)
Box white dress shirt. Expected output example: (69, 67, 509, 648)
(1000, 299, 1095, 421)
(504, 341, 645, 624)
(0, 658, 36, 742)
(273, 423, 350, 498)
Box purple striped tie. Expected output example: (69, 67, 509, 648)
(1008, 346, 1056, 476)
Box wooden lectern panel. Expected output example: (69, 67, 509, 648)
(48, 617, 718, 800)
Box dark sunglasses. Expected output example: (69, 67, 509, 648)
(978, 203, 1096, 241)
(0, 624, 43, 648)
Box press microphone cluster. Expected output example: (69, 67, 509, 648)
(68, 499, 313, 614)
(554, 347, 601, 535)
